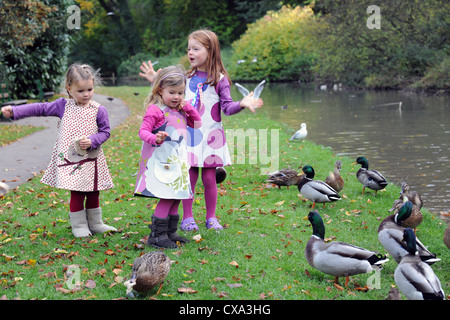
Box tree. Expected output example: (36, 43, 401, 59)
(1, 0, 74, 98)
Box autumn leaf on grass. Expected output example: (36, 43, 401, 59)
(227, 283, 243, 288)
(178, 287, 197, 294)
(105, 249, 116, 256)
(85, 279, 96, 289)
(229, 261, 239, 268)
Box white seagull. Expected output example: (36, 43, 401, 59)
(290, 123, 307, 141)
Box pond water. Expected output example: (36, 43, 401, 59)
(233, 82, 449, 218)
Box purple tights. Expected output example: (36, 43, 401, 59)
(153, 199, 181, 218)
(182, 167, 217, 220)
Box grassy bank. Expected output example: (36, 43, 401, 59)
(0, 86, 448, 301)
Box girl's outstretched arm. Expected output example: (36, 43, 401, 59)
(9, 98, 67, 120)
(139, 60, 161, 84)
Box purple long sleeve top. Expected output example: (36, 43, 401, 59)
(12, 98, 111, 150)
(198, 70, 243, 116)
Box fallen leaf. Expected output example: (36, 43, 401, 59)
(85, 279, 96, 289)
(229, 261, 239, 268)
(227, 283, 243, 288)
(178, 287, 197, 294)
(275, 200, 285, 206)
(334, 283, 344, 291)
(105, 249, 115, 256)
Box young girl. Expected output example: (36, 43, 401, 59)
(139, 29, 263, 231)
(0, 63, 116, 237)
(134, 65, 202, 249)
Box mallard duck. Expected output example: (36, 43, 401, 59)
(324, 160, 344, 193)
(305, 211, 388, 286)
(388, 196, 423, 232)
(354, 156, 388, 195)
(400, 182, 423, 209)
(379, 201, 439, 265)
(444, 225, 450, 250)
(216, 167, 227, 184)
(289, 123, 307, 141)
(266, 168, 304, 189)
(297, 165, 340, 209)
(394, 228, 444, 300)
(124, 251, 173, 298)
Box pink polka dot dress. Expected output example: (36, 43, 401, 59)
(185, 71, 242, 168)
(40, 99, 114, 191)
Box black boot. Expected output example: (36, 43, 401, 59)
(147, 216, 178, 249)
(167, 215, 190, 244)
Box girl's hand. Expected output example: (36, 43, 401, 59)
(239, 91, 263, 113)
(139, 60, 161, 84)
(1, 106, 13, 118)
(155, 131, 169, 144)
(79, 136, 92, 150)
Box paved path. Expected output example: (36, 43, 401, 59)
(0, 94, 130, 194)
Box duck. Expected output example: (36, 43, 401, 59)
(324, 160, 344, 193)
(305, 211, 389, 286)
(297, 165, 340, 209)
(353, 156, 388, 195)
(124, 251, 173, 298)
(289, 123, 307, 141)
(266, 168, 304, 189)
(400, 182, 423, 209)
(388, 195, 423, 232)
(378, 200, 439, 265)
(394, 228, 445, 300)
(444, 225, 450, 250)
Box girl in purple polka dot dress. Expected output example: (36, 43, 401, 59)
(139, 29, 263, 231)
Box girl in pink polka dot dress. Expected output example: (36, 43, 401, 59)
(139, 29, 263, 231)
(1, 64, 116, 238)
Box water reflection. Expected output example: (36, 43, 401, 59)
(234, 82, 449, 217)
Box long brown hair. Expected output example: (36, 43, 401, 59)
(186, 29, 232, 87)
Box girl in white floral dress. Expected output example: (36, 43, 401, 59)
(134, 66, 201, 249)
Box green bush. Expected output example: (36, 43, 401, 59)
(229, 6, 317, 82)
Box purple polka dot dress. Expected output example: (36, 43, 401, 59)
(185, 71, 233, 168)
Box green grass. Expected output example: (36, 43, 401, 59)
(0, 86, 448, 300)
(0, 124, 45, 146)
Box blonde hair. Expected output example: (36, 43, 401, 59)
(65, 63, 101, 97)
(145, 65, 186, 110)
(186, 29, 231, 87)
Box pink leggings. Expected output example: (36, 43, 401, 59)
(153, 199, 181, 218)
(70, 191, 99, 212)
(182, 167, 217, 220)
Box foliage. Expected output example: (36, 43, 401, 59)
(310, 0, 450, 89)
(1, 86, 448, 301)
(230, 6, 317, 82)
(67, 0, 142, 77)
(1, 0, 74, 99)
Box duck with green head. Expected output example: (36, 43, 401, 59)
(379, 200, 439, 265)
(388, 195, 423, 232)
(394, 228, 444, 300)
(354, 156, 388, 195)
(297, 165, 340, 209)
(305, 211, 389, 286)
